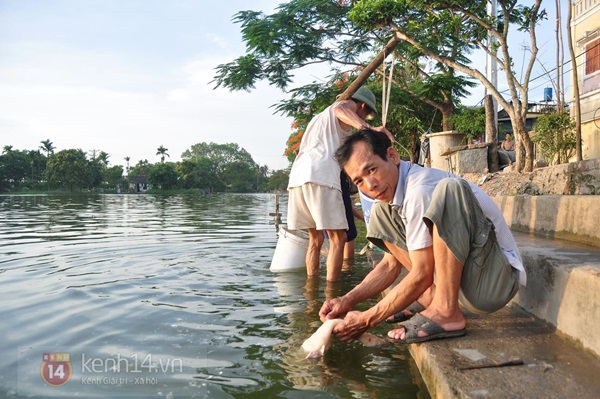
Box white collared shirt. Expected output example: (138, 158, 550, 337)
(287, 104, 351, 190)
(391, 161, 526, 286)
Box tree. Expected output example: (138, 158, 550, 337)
(450, 106, 486, 142)
(27, 150, 46, 183)
(256, 164, 270, 192)
(176, 158, 225, 192)
(532, 111, 576, 166)
(39, 139, 55, 158)
(0, 149, 30, 191)
(148, 162, 179, 190)
(45, 149, 91, 191)
(3, 145, 13, 154)
(213, 0, 361, 92)
(221, 161, 257, 192)
(181, 142, 257, 176)
(156, 145, 169, 163)
(105, 165, 126, 190)
(267, 168, 290, 192)
(177, 159, 209, 191)
(129, 159, 152, 177)
(97, 151, 110, 167)
(349, 0, 546, 171)
(124, 156, 131, 174)
(87, 158, 104, 190)
(275, 75, 432, 162)
(214, 0, 473, 141)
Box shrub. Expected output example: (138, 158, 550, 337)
(532, 111, 576, 165)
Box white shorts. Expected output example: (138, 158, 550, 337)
(287, 183, 348, 231)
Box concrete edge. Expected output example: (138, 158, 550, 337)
(405, 306, 600, 399)
(510, 232, 600, 357)
(493, 195, 600, 248)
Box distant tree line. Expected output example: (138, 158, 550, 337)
(0, 140, 290, 193)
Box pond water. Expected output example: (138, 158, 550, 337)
(0, 193, 429, 398)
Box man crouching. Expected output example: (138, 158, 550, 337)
(319, 130, 526, 343)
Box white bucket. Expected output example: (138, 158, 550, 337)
(270, 227, 309, 272)
(359, 190, 376, 227)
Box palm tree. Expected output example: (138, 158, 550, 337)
(156, 145, 169, 163)
(97, 151, 110, 167)
(39, 139, 55, 158)
(124, 156, 130, 174)
(2, 145, 13, 154)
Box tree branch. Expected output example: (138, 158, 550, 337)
(390, 23, 512, 113)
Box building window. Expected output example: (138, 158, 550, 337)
(585, 38, 600, 75)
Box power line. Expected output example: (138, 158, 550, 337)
(475, 39, 599, 104)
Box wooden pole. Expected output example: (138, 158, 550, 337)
(485, 94, 499, 172)
(567, 0, 582, 161)
(337, 35, 401, 100)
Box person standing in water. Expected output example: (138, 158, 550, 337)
(286, 87, 392, 282)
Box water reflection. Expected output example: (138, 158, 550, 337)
(271, 269, 428, 398)
(0, 193, 427, 398)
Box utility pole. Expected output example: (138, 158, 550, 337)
(486, 0, 499, 172)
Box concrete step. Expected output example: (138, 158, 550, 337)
(408, 305, 600, 399)
(493, 195, 600, 248)
(366, 193, 600, 397)
(373, 231, 600, 398)
(510, 231, 600, 357)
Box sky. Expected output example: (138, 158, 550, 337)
(0, 1, 567, 171)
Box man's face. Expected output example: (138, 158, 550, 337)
(356, 102, 373, 121)
(343, 141, 400, 202)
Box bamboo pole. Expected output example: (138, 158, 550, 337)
(337, 36, 401, 100)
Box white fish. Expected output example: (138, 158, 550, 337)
(301, 319, 387, 359)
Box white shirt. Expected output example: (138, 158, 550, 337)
(391, 161, 526, 286)
(287, 104, 351, 190)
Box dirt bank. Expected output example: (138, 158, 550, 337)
(461, 158, 600, 197)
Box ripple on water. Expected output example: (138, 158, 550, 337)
(0, 194, 427, 398)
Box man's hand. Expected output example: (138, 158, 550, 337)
(332, 310, 370, 343)
(319, 296, 351, 322)
(371, 126, 395, 142)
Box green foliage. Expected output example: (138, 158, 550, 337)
(148, 162, 179, 190)
(129, 159, 152, 177)
(532, 111, 576, 166)
(449, 106, 486, 141)
(267, 168, 290, 191)
(156, 145, 169, 163)
(275, 71, 438, 162)
(412, 74, 476, 107)
(1, 140, 271, 193)
(221, 161, 257, 192)
(45, 149, 92, 191)
(0, 149, 33, 191)
(87, 159, 104, 189)
(215, 0, 482, 159)
(180, 142, 272, 192)
(105, 165, 127, 190)
(0, 147, 47, 191)
(181, 142, 256, 175)
(176, 158, 225, 193)
(39, 139, 55, 157)
(213, 0, 359, 91)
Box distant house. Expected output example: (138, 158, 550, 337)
(497, 102, 563, 140)
(571, 0, 600, 159)
(129, 175, 150, 193)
